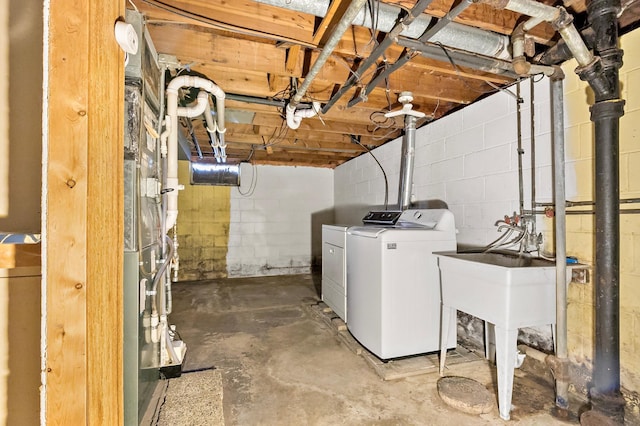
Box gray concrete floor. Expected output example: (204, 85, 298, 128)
(161, 273, 587, 425)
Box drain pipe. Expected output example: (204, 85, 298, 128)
(285, 0, 366, 129)
(479, 0, 608, 91)
(165, 75, 226, 232)
(545, 74, 571, 418)
(511, 23, 562, 78)
(581, 0, 626, 422)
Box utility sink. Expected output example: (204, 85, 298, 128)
(436, 251, 557, 330)
(435, 251, 564, 421)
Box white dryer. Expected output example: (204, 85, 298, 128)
(346, 209, 457, 359)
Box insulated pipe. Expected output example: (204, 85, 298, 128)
(397, 114, 417, 210)
(396, 37, 519, 77)
(288, 0, 367, 110)
(165, 75, 226, 232)
(255, 0, 510, 59)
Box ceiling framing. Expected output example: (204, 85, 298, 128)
(131, 0, 640, 168)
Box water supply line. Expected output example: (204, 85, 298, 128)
(545, 75, 571, 418)
(164, 75, 226, 232)
(481, 0, 626, 421)
(385, 92, 425, 210)
(516, 82, 525, 216)
(284, 0, 367, 129)
(529, 77, 538, 250)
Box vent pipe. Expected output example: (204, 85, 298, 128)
(385, 92, 425, 210)
(581, 0, 626, 422)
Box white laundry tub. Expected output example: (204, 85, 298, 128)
(436, 251, 557, 329)
(435, 251, 561, 421)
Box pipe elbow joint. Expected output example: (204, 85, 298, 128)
(549, 65, 565, 81)
(286, 104, 302, 129)
(512, 56, 532, 76)
(512, 22, 526, 41)
(551, 6, 573, 31)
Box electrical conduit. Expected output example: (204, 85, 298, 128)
(285, 0, 367, 128)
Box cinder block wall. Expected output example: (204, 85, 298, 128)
(227, 164, 334, 277)
(177, 160, 231, 280)
(334, 31, 640, 396)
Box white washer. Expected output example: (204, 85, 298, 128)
(346, 209, 457, 359)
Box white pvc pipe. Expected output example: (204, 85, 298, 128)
(165, 75, 226, 232)
(177, 91, 209, 118)
(202, 98, 221, 162)
(286, 102, 321, 130)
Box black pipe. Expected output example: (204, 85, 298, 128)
(582, 0, 626, 423)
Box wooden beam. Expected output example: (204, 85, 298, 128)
(146, 23, 291, 76)
(312, 0, 352, 47)
(45, 0, 124, 424)
(133, 0, 316, 45)
(285, 45, 302, 75)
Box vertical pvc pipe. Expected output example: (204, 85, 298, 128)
(551, 77, 569, 412)
(397, 114, 417, 210)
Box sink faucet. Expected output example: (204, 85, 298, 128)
(486, 212, 542, 254)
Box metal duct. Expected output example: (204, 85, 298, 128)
(397, 114, 417, 210)
(254, 0, 510, 59)
(385, 92, 424, 210)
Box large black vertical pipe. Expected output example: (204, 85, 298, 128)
(580, 0, 625, 422)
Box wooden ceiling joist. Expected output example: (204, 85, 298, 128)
(126, 0, 633, 168)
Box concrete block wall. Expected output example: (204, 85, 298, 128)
(334, 31, 640, 397)
(336, 80, 547, 244)
(177, 160, 231, 280)
(227, 164, 333, 277)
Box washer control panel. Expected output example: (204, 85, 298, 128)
(362, 210, 403, 225)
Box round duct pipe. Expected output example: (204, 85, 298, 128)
(254, 0, 511, 59)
